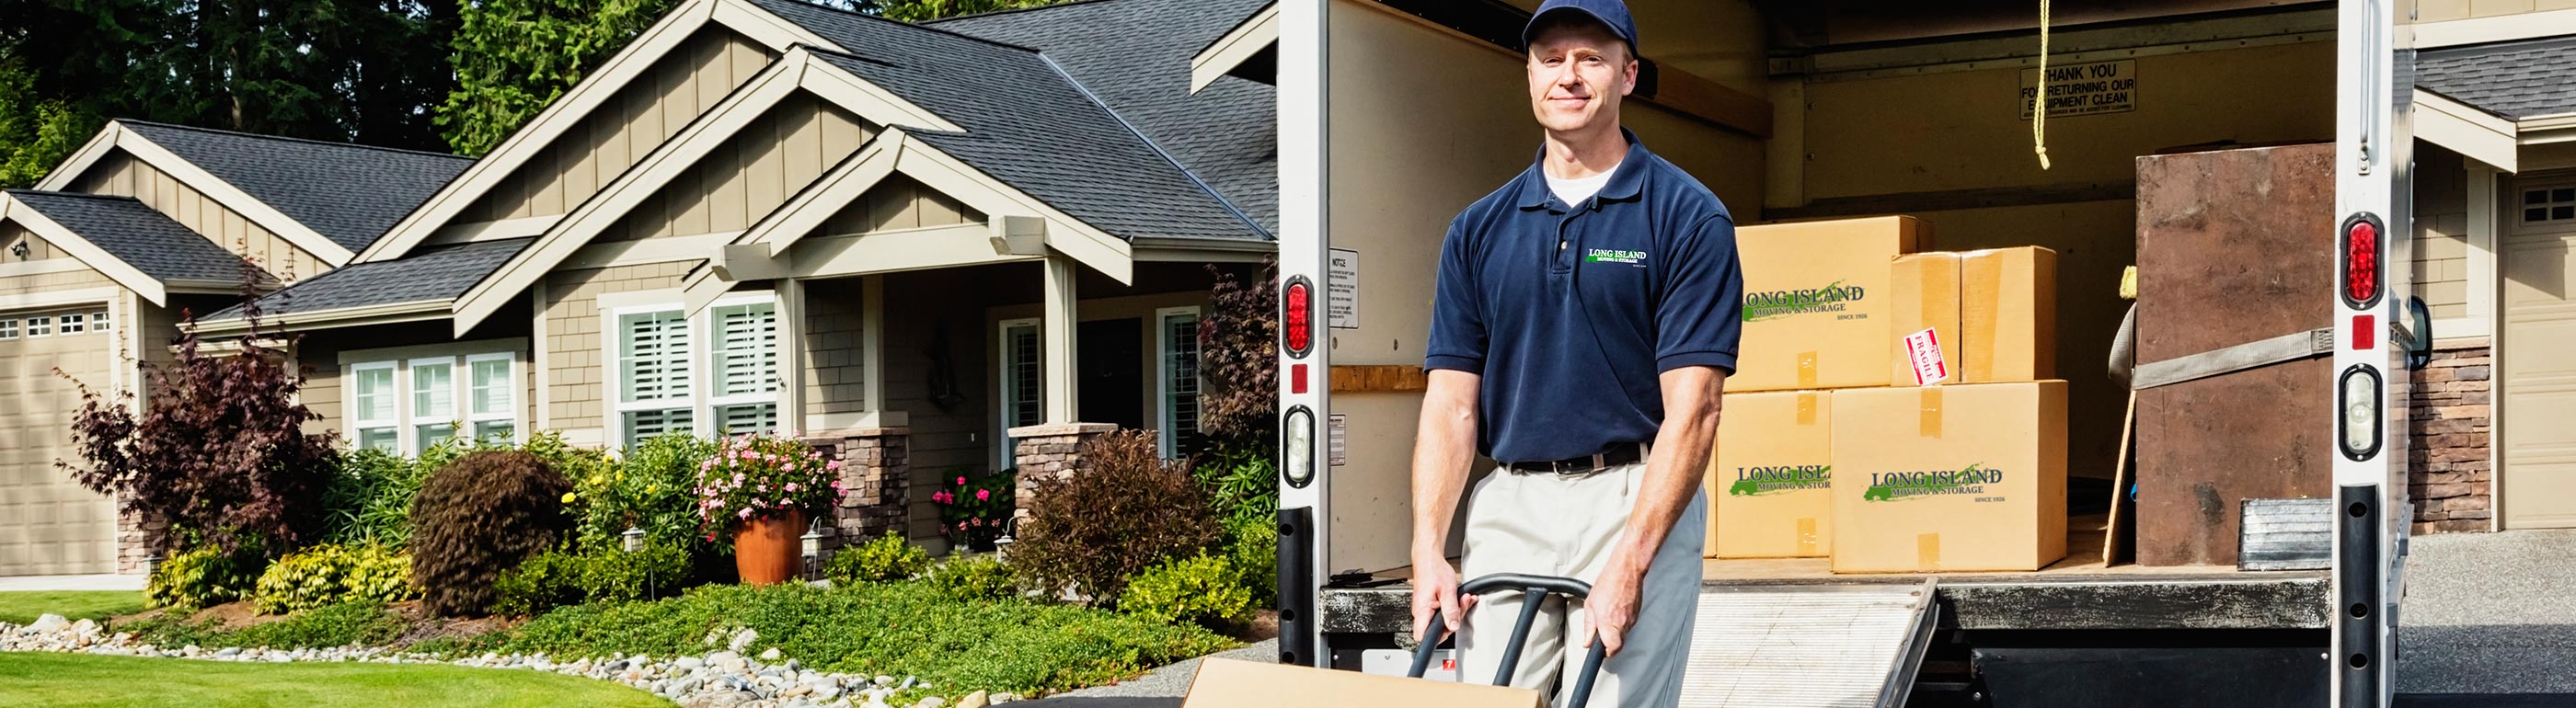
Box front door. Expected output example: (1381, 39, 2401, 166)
(1077, 318, 1144, 431)
(2503, 179, 2576, 529)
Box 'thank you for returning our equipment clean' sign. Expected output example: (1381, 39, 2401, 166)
(2019, 60, 2136, 120)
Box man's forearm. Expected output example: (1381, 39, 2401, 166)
(1411, 371, 1482, 558)
(1614, 367, 1724, 568)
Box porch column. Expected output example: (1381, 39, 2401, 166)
(1042, 251, 1078, 423)
(809, 428, 912, 546)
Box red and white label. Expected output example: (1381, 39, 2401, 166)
(1904, 327, 1949, 385)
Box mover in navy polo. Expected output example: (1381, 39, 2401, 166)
(1408, 2, 1740, 706)
(1422, 130, 1742, 463)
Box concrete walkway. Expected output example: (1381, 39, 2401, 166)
(1017, 639, 1275, 708)
(0, 574, 144, 591)
(2398, 528, 2576, 695)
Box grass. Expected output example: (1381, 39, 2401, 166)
(0, 591, 147, 625)
(0, 652, 673, 707)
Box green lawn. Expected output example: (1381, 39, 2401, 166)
(0, 591, 146, 625)
(0, 653, 673, 707)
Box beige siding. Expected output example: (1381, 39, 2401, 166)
(72, 151, 321, 282)
(0, 302, 120, 574)
(543, 264, 690, 434)
(817, 175, 983, 236)
(2410, 0, 2576, 22)
(604, 95, 878, 242)
(2415, 146, 2474, 320)
(880, 268, 994, 542)
(464, 29, 776, 223)
(0, 268, 112, 298)
(802, 277, 867, 417)
(1, 223, 65, 263)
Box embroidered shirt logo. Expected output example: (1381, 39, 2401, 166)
(1584, 248, 1647, 265)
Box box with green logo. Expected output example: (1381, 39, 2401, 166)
(1829, 382, 2067, 573)
(1708, 390, 1834, 558)
(1732, 216, 1930, 392)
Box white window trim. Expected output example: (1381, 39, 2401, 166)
(339, 343, 528, 457)
(89, 309, 109, 333)
(607, 303, 697, 447)
(0, 319, 16, 339)
(408, 356, 462, 450)
(57, 313, 85, 335)
(705, 295, 785, 435)
(1155, 306, 1202, 459)
(466, 352, 520, 442)
(604, 291, 785, 448)
(348, 361, 401, 453)
(25, 315, 50, 337)
(995, 317, 1041, 470)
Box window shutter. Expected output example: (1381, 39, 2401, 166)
(714, 303, 780, 398)
(622, 311, 693, 403)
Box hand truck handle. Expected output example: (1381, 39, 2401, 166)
(1406, 574, 1609, 708)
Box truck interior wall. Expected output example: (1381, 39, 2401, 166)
(1778, 40, 2335, 481)
(1321, 0, 1766, 573)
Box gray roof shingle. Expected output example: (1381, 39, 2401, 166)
(120, 121, 474, 254)
(204, 238, 532, 321)
(2419, 38, 2576, 120)
(6, 189, 255, 284)
(933, 0, 1278, 234)
(746, 0, 1269, 242)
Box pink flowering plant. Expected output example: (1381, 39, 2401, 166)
(692, 433, 846, 535)
(932, 466, 1016, 552)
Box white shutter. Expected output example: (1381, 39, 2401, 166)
(621, 311, 693, 404)
(713, 303, 780, 398)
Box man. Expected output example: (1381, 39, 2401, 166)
(1409, 0, 1742, 705)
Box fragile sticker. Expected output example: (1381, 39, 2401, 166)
(1904, 326, 1949, 385)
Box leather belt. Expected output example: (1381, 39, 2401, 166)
(1505, 442, 1650, 474)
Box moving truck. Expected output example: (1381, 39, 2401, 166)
(1252, 1, 2421, 705)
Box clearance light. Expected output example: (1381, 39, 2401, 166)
(1282, 405, 1316, 488)
(2341, 213, 2384, 309)
(2340, 365, 2382, 461)
(1283, 277, 1314, 359)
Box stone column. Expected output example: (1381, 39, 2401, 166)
(2408, 340, 2492, 534)
(807, 427, 911, 547)
(115, 501, 164, 576)
(1007, 423, 1118, 520)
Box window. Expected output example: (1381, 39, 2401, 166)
(708, 302, 781, 436)
(58, 313, 84, 335)
(616, 308, 696, 448)
(1157, 308, 1202, 458)
(351, 363, 399, 453)
(0, 319, 15, 340)
(90, 310, 109, 331)
(996, 319, 1041, 467)
(467, 355, 516, 443)
(2524, 187, 2576, 224)
(25, 315, 49, 337)
(411, 359, 456, 451)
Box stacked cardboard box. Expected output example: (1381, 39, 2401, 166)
(1709, 217, 2067, 571)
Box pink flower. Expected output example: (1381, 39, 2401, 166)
(733, 473, 746, 484)
(738, 508, 753, 520)
(959, 521, 970, 531)
(826, 461, 843, 472)
(783, 462, 796, 472)
(956, 476, 968, 486)
(785, 483, 799, 493)
(702, 460, 716, 471)
(975, 488, 991, 501)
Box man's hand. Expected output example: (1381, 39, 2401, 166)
(1581, 554, 1646, 657)
(1412, 554, 1478, 641)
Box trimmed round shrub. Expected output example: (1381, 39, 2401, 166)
(825, 531, 927, 586)
(922, 554, 1018, 601)
(1011, 429, 1219, 608)
(408, 450, 575, 616)
(146, 545, 264, 611)
(254, 542, 415, 614)
(1121, 554, 1251, 631)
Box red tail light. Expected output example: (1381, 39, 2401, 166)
(1283, 277, 1314, 358)
(2341, 213, 2383, 308)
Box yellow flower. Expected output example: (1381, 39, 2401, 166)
(588, 474, 605, 486)
(561, 492, 578, 504)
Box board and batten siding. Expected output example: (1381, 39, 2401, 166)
(0, 223, 64, 263)
(458, 29, 776, 225)
(543, 263, 691, 436)
(601, 94, 878, 243)
(815, 174, 983, 237)
(72, 151, 322, 282)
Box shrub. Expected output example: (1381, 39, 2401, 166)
(317, 449, 434, 548)
(1121, 554, 1251, 631)
(491, 549, 584, 617)
(409, 450, 575, 616)
(929, 467, 1014, 552)
(124, 601, 405, 650)
(61, 313, 339, 555)
(826, 531, 927, 586)
(581, 543, 691, 604)
(254, 543, 414, 614)
(1010, 430, 1219, 608)
(145, 545, 264, 611)
(577, 432, 717, 557)
(1196, 259, 1277, 446)
(921, 554, 1018, 601)
(1224, 517, 1279, 607)
(693, 433, 844, 539)
(1193, 441, 1279, 533)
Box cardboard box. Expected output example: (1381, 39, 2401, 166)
(1181, 657, 1540, 708)
(1708, 390, 1834, 558)
(1732, 216, 1930, 392)
(1829, 382, 2067, 573)
(1889, 253, 1963, 386)
(1961, 246, 2058, 383)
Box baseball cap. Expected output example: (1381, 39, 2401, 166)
(1524, 0, 1639, 55)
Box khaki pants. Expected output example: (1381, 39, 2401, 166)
(1457, 462, 1707, 708)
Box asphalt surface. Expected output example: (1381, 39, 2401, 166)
(2397, 528, 2576, 695)
(1016, 639, 1274, 708)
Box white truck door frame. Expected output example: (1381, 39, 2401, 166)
(1276, 0, 1331, 669)
(2333, 0, 2411, 706)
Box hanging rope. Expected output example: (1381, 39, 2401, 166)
(2032, 0, 2053, 169)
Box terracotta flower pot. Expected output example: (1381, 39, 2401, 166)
(733, 509, 806, 586)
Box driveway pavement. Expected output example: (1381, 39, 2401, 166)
(2397, 528, 2576, 695)
(0, 574, 144, 591)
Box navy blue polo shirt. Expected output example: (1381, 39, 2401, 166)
(1423, 131, 1742, 463)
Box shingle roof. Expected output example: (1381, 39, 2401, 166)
(933, 0, 1278, 234)
(5, 189, 254, 284)
(2419, 38, 2576, 120)
(119, 120, 474, 253)
(203, 238, 532, 322)
(744, 0, 1269, 242)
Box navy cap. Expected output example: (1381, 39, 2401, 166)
(1524, 0, 1639, 55)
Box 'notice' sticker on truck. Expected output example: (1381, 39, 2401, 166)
(1905, 327, 1949, 385)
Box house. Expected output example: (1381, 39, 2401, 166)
(0, 121, 473, 576)
(167, 0, 1278, 555)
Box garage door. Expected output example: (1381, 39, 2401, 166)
(0, 307, 119, 575)
(2503, 182, 2576, 530)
